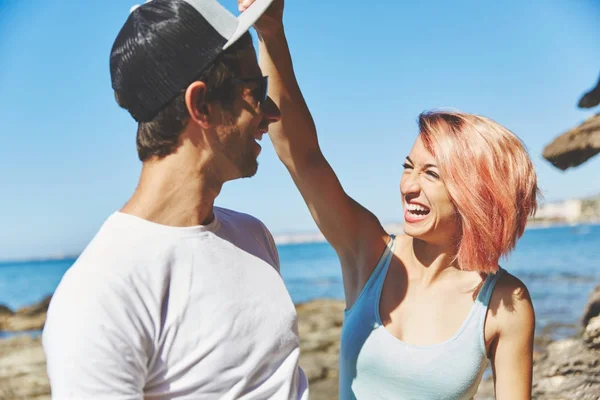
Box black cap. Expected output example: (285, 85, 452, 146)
(109, 0, 273, 122)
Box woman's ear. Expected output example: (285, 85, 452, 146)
(185, 81, 211, 129)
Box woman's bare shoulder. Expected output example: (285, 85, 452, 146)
(489, 271, 535, 336)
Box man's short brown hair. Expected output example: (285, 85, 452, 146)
(114, 32, 252, 162)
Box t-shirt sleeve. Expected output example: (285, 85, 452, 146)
(42, 268, 151, 399)
(214, 207, 281, 272)
(259, 220, 281, 272)
(263, 224, 281, 270)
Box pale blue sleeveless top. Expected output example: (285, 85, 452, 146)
(339, 235, 504, 400)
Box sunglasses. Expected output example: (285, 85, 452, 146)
(231, 76, 269, 104)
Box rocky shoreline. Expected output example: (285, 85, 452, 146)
(1, 286, 599, 400)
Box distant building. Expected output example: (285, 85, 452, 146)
(534, 199, 583, 223)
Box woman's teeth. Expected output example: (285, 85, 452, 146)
(406, 204, 430, 215)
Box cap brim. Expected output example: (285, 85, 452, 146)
(223, 0, 274, 50)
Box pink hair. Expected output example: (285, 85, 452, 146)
(418, 110, 539, 274)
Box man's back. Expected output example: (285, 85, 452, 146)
(43, 207, 308, 399)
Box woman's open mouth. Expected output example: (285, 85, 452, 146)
(404, 203, 431, 223)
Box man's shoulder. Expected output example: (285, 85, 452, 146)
(57, 216, 179, 300)
(215, 206, 271, 234)
(214, 206, 279, 267)
(46, 223, 174, 335)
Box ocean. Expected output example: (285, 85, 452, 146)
(1, 224, 599, 341)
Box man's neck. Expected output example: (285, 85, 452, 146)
(121, 149, 224, 227)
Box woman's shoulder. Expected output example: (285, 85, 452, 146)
(493, 271, 532, 306)
(489, 271, 535, 336)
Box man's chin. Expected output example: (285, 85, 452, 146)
(239, 161, 259, 179)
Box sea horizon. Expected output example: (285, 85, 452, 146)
(1, 220, 599, 265)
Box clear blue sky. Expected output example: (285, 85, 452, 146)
(1, 0, 599, 260)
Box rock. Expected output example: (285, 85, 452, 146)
(0, 304, 14, 317)
(16, 295, 52, 317)
(532, 338, 600, 399)
(0, 313, 46, 332)
(0, 336, 49, 400)
(578, 73, 600, 109)
(582, 316, 600, 349)
(479, 332, 600, 400)
(582, 284, 600, 328)
(297, 299, 345, 400)
(0, 296, 51, 332)
(0, 313, 47, 332)
(543, 113, 600, 170)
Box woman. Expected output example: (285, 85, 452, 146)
(248, 1, 537, 398)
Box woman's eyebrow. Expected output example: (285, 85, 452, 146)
(406, 157, 437, 169)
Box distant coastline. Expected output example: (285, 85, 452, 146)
(272, 220, 600, 245)
(0, 255, 78, 266)
(272, 222, 404, 245)
(2, 220, 599, 264)
(526, 219, 600, 230)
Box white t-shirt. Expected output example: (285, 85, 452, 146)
(43, 207, 309, 400)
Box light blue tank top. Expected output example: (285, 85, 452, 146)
(339, 235, 504, 400)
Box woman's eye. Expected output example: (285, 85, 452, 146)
(426, 171, 440, 179)
(402, 163, 412, 170)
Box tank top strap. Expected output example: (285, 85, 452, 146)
(476, 267, 505, 305)
(345, 235, 395, 315)
(365, 235, 396, 291)
(473, 266, 505, 353)
(368, 234, 396, 293)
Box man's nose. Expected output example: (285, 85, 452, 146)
(261, 96, 281, 124)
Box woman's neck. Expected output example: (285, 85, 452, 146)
(406, 237, 461, 286)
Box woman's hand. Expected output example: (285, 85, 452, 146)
(238, 0, 284, 38)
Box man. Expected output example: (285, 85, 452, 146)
(42, 0, 308, 398)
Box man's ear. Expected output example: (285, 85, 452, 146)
(185, 81, 211, 129)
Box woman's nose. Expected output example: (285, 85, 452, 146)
(400, 171, 421, 196)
